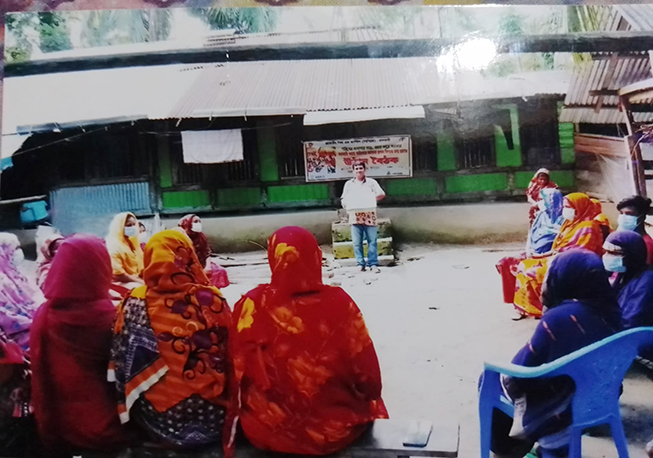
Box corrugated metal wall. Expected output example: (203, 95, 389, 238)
(50, 181, 151, 236)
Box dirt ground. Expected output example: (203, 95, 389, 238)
(217, 242, 653, 458)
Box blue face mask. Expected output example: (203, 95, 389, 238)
(618, 214, 639, 232)
(603, 253, 626, 273)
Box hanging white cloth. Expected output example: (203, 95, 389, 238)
(181, 129, 243, 164)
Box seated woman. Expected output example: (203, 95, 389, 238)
(178, 214, 229, 289)
(106, 212, 144, 301)
(616, 195, 653, 265)
(491, 249, 621, 457)
(138, 222, 148, 251)
(526, 189, 564, 257)
(35, 234, 65, 289)
(526, 169, 558, 226)
(0, 233, 43, 353)
(591, 198, 612, 242)
(109, 230, 234, 451)
(0, 330, 33, 457)
(603, 231, 653, 359)
(513, 193, 603, 319)
(231, 226, 388, 455)
(31, 235, 130, 454)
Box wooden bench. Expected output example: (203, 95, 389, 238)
(76, 419, 459, 458)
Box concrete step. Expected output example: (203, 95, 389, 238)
(332, 218, 392, 243)
(333, 237, 393, 259)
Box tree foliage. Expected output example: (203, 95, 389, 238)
(188, 8, 279, 34)
(5, 13, 37, 63)
(38, 12, 72, 53)
(80, 9, 172, 47)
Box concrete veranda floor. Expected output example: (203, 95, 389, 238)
(218, 242, 653, 458)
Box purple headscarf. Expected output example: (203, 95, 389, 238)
(0, 233, 43, 353)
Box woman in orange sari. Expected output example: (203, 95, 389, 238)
(108, 230, 234, 452)
(513, 193, 604, 320)
(231, 226, 388, 455)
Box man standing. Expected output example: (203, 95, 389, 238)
(341, 161, 386, 273)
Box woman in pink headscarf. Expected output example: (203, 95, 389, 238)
(0, 233, 43, 353)
(31, 235, 130, 454)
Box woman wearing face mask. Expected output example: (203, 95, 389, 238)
(0, 233, 44, 353)
(526, 169, 558, 226)
(106, 213, 144, 300)
(603, 231, 653, 358)
(513, 193, 604, 320)
(489, 250, 621, 458)
(616, 195, 653, 265)
(178, 215, 230, 289)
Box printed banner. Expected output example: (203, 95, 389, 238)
(303, 135, 412, 182)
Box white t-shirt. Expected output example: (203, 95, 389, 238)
(341, 177, 385, 226)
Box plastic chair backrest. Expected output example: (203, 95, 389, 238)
(525, 327, 653, 425)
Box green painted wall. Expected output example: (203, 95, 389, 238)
(217, 187, 262, 207)
(515, 170, 575, 189)
(445, 173, 509, 193)
(162, 190, 211, 209)
(558, 123, 575, 164)
(550, 170, 575, 187)
(386, 178, 437, 196)
(258, 122, 279, 182)
(268, 184, 329, 203)
(157, 138, 173, 189)
(495, 105, 522, 167)
(436, 131, 456, 171)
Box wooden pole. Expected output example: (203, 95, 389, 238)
(620, 95, 648, 196)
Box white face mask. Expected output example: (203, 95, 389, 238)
(562, 207, 576, 221)
(12, 249, 25, 266)
(617, 214, 639, 232)
(124, 226, 138, 238)
(138, 232, 148, 243)
(603, 253, 627, 273)
(191, 222, 202, 233)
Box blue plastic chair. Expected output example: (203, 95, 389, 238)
(479, 327, 653, 458)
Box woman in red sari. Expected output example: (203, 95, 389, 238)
(178, 214, 230, 289)
(30, 235, 130, 454)
(231, 226, 388, 455)
(526, 169, 558, 226)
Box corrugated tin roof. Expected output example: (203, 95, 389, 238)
(168, 59, 569, 119)
(2, 59, 569, 136)
(614, 5, 653, 32)
(561, 5, 653, 124)
(2, 64, 201, 135)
